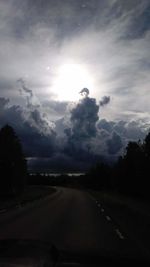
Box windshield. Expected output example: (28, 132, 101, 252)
(0, 0, 150, 266)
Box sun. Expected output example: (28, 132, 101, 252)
(51, 63, 94, 101)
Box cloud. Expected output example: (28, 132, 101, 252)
(58, 1, 150, 120)
(43, 100, 69, 122)
(79, 88, 90, 97)
(17, 79, 55, 136)
(58, 95, 101, 165)
(0, 95, 150, 170)
(0, 0, 150, 170)
(17, 78, 40, 108)
(97, 118, 150, 156)
(18, 78, 33, 98)
(107, 131, 123, 155)
(0, 97, 57, 158)
(0, 0, 149, 119)
(0, 97, 9, 111)
(97, 119, 115, 132)
(99, 96, 110, 107)
(71, 97, 99, 138)
(0, 98, 23, 129)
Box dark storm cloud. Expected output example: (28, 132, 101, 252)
(0, 95, 149, 171)
(55, 95, 149, 164)
(61, 96, 100, 163)
(107, 132, 123, 155)
(99, 96, 110, 107)
(0, 96, 103, 171)
(97, 118, 149, 156)
(70, 96, 99, 139)
(0, 98, 9, 111)
(0, 97, 56, 158)
(97, 119, 115, 132)
(0, 98, 24, 130)
(17, 79, 55, 135)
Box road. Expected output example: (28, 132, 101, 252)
(0, 187, 146, 260)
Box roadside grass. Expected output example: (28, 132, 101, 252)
(0, 186, 56, 212)
(89, 190, 150, 217)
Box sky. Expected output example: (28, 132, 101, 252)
(0, 0, 150, 171)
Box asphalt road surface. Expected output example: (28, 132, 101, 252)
(0, 187, 146, 260)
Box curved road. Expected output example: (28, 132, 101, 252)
(0, 187, 145, 260)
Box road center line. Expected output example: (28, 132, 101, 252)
(115, 229, 125, 240)
(106, 215, 111, 221)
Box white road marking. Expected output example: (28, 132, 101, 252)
(115, 229, 125, 240)
(106, 215, 111, 221)
(101, 208, 104, 212)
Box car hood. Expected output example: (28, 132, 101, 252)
(0, 239, 149, 267)
(0, 239, 53, 267)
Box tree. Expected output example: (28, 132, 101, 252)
(0, 125, 27, 195)
(116, 141, 146, 196)
(144, 132, 150, 159)
(87, 162, 111, 190)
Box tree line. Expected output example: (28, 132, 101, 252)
(86, 132, 150, 199)
(0, 125, 27, 196)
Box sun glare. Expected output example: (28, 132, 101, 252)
(51, 63, 94, 101)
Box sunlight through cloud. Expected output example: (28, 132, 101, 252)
(50, 63, 94, 101)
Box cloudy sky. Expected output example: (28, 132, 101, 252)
(0, 0, 150, 171)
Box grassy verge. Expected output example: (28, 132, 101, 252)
(89, 190, 150, 217)
(0, 186, 56, 212)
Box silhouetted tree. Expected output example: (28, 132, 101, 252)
(114, 139, 150, 197)
(0, 125, 27, 195)
(86, 130, 150, 199)
(144, 132, 150, 159)
(87, 162, 111, 190)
